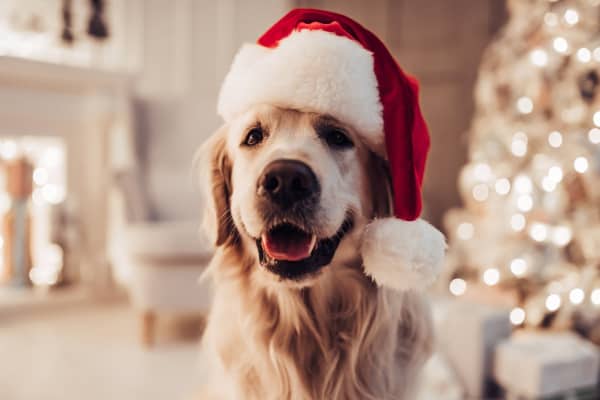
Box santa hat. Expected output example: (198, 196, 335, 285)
(218, 9, 445, 291)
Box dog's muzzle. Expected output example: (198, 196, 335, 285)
(254, 159, 352, 280)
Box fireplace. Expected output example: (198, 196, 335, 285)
(0, 55, 133, 297)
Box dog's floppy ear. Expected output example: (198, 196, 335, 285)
(368, 151, 394, 218)
(196, 125, 236, 247)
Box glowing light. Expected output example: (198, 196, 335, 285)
(473, 163, 493, 181)
(544, 12, 559, 26)
(548, 166, 563, 182)
(564, 8, 579, 25)
(553, 37, 569, 53)
(41, 146, 63, 167)
(472, 184, 489, 202)
(483, 268, 500, 286)
(449, 278, 467, 296)
(29, 244, 63, 287)
(33, 167, 49, 186)
(569, 288, 585, 305)
(529, 223, 548, 242)
(457, 222, 474, 240)
(510, 258, 527, 277)
(510, 213, 526, 231)
(593, 111, 600, 127)
(573, 156, 588, 173)
(577, 48, 591, 63)
(589, 128, 600, 144)
(594, 47, 600, 62)
(495, 178, 511, 195)
(516, 96, 534, 114)
(551, 226, 572, 246)
(530, 48, 548, 66)
(511, 132, 528, 157)
(542, 176, 557, 192)
(591, 289, 600, 305)
(517, 194, 533, 212)
(548, 131, 563, 148)
(41, 184, 66, 204)
(1, 140, 18, 160)
(514, 175, 533, 194)
(545, 294, 561, 311)
(510, 307, 526, 325)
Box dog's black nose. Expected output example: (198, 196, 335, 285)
(258, 160, 320, 206)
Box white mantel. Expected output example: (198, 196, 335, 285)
(0, 55, 134, 289)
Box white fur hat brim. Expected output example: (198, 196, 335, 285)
(218, 29, 385, 154)
(361, 218, 446, 291)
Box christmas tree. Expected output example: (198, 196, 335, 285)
(443, 0, 600, 341)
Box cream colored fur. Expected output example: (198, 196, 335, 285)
(197, 106, 434, 399)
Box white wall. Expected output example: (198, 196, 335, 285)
(134, 0, 291, 221)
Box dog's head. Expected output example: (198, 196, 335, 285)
(198, 105, 392, 286)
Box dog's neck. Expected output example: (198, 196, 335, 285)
(203, 245, 410, 400)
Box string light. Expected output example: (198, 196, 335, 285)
(530, 48, 548, 66)
(473, 163, 493, 181)
(517, 194, 533, 212)
(548, 166, 563, 182)
(553, 37, 569, 53)
(457, 222, 474, 240)
(510, 213, 526, 231)
(545, 294, 561, 311)
(1, 140, 18, 160)
(576, 48, 591, 63)
(510, 307, 526, 325)
(483, 268, 500, 286)
(472, 184, 489, 202)
(569, 288, 585, 305)
(514, 175, 533, 194)
(594, 47, 600, 62)
(516, 96, 534, 114)
(529, 222, 548, 242)
(510, 258, 527, 277)
(495, 178, 511, 195)
(591, 289, 600, 306)
(551, 226, 572, 246)
(511, 132, 528, 156)
(542, 176, 557, 192)
(548, 131, 563, 147)
(573, 156, 589, 173)
(449, 278, 467, 296)
(563, 8, 579, 25)
(589, 128, 600, 144)
(33, 167, 49, 186)
(593, 111, 600, 127)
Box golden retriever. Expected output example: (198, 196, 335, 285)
(196, 104, 433, 400)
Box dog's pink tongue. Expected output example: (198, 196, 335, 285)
(262, 228, 315, 262)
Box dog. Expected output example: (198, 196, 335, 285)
(196, 104, 434, 400)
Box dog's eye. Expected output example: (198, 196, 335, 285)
(323, 129, 353, 149)
(243, 127, 264, 147)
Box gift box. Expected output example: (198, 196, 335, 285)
(436, 298, 512, 398)
(494, 332, 600, 398)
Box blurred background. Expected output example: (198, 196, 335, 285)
(0, 0, 599, 399)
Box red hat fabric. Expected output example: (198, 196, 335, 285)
(218, 8, 430, 221)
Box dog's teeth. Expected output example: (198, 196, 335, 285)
(309, 235, 317, 252)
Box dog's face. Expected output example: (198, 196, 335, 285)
(199, 105, 391, 286)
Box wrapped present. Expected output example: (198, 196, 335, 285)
(436, 298, 512, 398)
(494, 332, 600, 398)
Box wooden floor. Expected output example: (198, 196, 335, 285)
(0, 300, 202, 400)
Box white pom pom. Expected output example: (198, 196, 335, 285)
(361, 218, 446, 291)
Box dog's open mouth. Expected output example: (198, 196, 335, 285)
(261, 224, 317, 262)
(256, 217, 354, 280)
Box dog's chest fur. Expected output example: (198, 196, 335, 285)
(201, 253, 432, 400)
